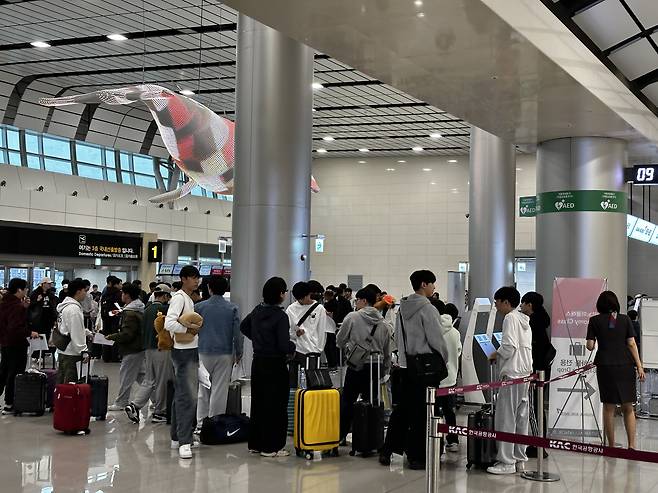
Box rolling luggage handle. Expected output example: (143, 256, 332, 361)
(369, 352, 382, 407)
(79, 351, 92, 383)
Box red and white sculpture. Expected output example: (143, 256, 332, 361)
(39, 84, 320, 202)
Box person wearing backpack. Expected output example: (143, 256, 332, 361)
(336, 288, 392, 442)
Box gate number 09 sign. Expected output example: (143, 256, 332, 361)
(634, 165, 658, 184)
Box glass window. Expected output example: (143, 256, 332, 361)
(120, 153, 131, 171)
(133, 155, 153, 174)
(0, 127, 5, 147)
(0, 268, 4, 289)
(44, 158, 72, 174)
(25, 133, 39, 154)
(191, 185, 203, 197)
(107, 168, 118, 183)
(0, 150, 7, 165)
(27, 154, 41, 169)
(9, 267, 28, 281)
(134, 174, 156, 188)
(105, 150, 116, 168)
(7, 129, 20, 150)
(43, 136, 70, 159)
(78, 164, 104, 180)
(121, 171, 133, 185)
(76, 143, 102, 164)
(8, 151, 21, 166)
(159, 164, 169, 179)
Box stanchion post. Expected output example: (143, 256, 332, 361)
(426, 387, 441, 493)
(522, 371, 560, 482)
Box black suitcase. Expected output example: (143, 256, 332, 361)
(466, 406, 497, 468)
(89, 375, 109, 420)
(350, 353, 385, 457)
(14, 370, 47, 416)
(226, 381, 242, 416)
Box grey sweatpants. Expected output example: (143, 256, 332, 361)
(132, 349, 173, 414)
(197, 353, 233, 421)
(113, 352, 145, 407)
(495, 380, 530, 465)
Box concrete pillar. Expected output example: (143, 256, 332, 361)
(162, 240, 179, 265)
(468, 127, 516, 306)
(232, 14, 314, 369)
(138, 233, 158, 285)
(536, 137, 627, 312)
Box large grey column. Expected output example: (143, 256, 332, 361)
(162, 241, 179, 265)
(468, 127, 516, 306)
(536, 137, 627, 312)
(232, 15, 314, 366)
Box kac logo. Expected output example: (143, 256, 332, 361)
(549, 440, 571, 450)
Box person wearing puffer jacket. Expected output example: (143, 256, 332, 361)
(435, 307, 462, 453)
(487, 286, 533, 475)
(56, 279, 91, 384)
(336, 287, 392, 442)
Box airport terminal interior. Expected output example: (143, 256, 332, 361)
(3, 0, 658, 492)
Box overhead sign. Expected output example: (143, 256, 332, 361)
(218, 239, 227, 253)
(158, 264, 174, 275)
(633, 165, 658, 185)
(519, 196, 537, 217)
(147, 241, 163, 263)
(315, 238, 325, 253)
(627, 215, 638, 236)
(549, 277, 605, 439)
(630, 219, 656, 242)
(536, 190, 626, 214)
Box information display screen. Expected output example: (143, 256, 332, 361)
(474, 334, 497, 358)
(199, 265, 212, 276)
(158, 264, 174, 275)
(633, 165, 658, 184)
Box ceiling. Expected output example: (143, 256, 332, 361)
(0, 0, 471, 159)
(544, 0, 658, 116)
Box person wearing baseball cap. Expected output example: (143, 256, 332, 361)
(29, 276, 58, 346)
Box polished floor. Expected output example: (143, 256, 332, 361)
(2, 361, 658, 493)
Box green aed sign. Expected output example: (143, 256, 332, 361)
(519, 196, 537, 217)
(536, 190, 626, 214)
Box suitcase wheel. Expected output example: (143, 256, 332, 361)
(295, 448, 303, 458)
(349, 450, 355, 456)
(466, 462, 472, 470)
(331, 447, 339, 457)
(85, 429, 91, 435)
(305, 452, 313, 461)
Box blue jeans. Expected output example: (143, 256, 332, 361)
(170, 348, 199, 445)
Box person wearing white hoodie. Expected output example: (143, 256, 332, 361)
(56, 279, 90, 384)
(487, 286, 533, 475)
(436, 306, 462, 453)
(287, 281, 329, 376)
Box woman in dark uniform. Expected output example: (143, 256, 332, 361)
(586, 291, 645, 449)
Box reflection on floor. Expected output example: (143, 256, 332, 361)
(2, 361, 658, 492)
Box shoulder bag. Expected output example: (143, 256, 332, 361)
(51, 315, 71, 352)
(296, 302, 320, 328)
(345, 323, 379, 370)
(399, 312, 448, 387)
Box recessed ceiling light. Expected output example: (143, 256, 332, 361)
(180, 89, 195, 96)
(386, 168, 396, 171)
(417, 12, 425, 18)
(429, 132, 442, 139)
(422, 168, 432, 171)
(397, 160, 406, 163)
(30, 41, 50, 48)
(516, 167, 523, 171)
(414, 0, 423, 6)
(412, 146, 424, 152)
(448, 159, 458, 163)
(322, 136, 335, 142)
(316, 148, 328, 154)
(359, 148, 370, 152)
(107, 33, 128, 41)
(430, 182, 436, 185)
(312, 82, 324, 90)
(358, 160, 367, 164)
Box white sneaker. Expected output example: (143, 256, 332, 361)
(108, 403, 125, 412)
(171, 440, 200, 449)
(260, 449, 290, 457)
(516, 461, 526, 473)
(445, 443, 459, 453)
(179, 444, 192, 459)
(487, 462, 517, 475)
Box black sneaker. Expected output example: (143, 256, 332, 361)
(151, 413, 167, 424)
(124, 403, 140, 423)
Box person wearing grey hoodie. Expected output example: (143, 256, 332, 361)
(106, 283, 145, 411)
(388, 269, 450, 470)
(336, 287, 392, 441)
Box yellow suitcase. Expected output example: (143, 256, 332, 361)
(293, 388, 340, 460)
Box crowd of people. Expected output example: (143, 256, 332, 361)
(0, 267, 646, 470)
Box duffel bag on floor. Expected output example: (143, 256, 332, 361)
(200, 413, 250, 445)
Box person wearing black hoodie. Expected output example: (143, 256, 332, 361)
(520, 291, 554, 459)
(240, 277, 294, 457)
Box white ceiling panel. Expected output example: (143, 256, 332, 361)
(643, 82, 658, 106)
(609, 38, 658, 81)
(573, 0, 639, 50)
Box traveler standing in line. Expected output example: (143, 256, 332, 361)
(106, 283, 145, 411)
(58, 279, 70, 303)
(28, 276, 58, 347)
(195, 275, 242, 423)
(627, 309, 641, 356)
(519, 291, 554, 459)
(333, 286, 353, 326)
(100, 276, 123, 363)
(586, 291, 645, 450)
(0, 278, 38, 413)
(165, 265, 203, 460)
(487, 286, 533, 475)
(240, 277, 294, 457)
(90, 285, 101, 303)
(80, 279, 95, 331)
(133, 280, 148, 305)
(387, 270, 449, 470)
(336, 288, 392, 441)
(309, 280, 339, 370)
(286, 281, 330, 380)
(434, 302, 462, 453)
(55, 279, 90, 384)
(125, 285, 173, 424)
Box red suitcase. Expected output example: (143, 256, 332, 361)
(53, 354, 92, 434)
